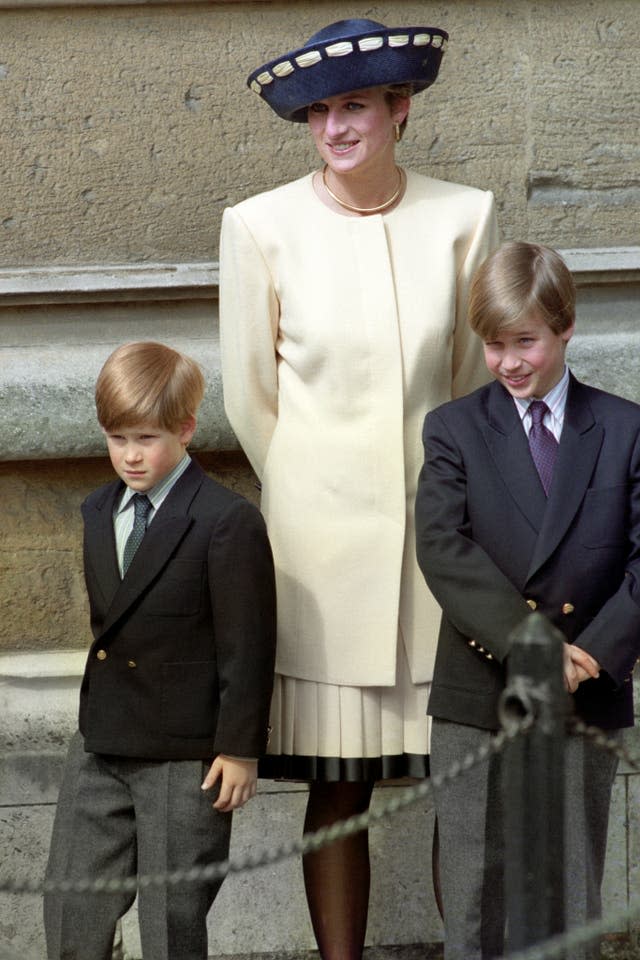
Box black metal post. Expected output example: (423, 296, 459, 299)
(500, 612, 569, 955)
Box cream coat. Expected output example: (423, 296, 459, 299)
(219, 169, 498, 687)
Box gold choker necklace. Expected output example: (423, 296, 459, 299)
(322, 165, 403, 214)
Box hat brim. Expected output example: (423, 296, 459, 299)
(248, 26, 448, 123)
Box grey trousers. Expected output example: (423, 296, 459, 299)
(44, 731, 232, 960)
(431, 718, 619, 960)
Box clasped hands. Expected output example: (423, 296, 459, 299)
(563, 642, 601, 693)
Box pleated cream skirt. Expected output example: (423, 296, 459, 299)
(260, 640, 431, 782)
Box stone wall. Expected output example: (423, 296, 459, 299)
(1, 0, 638, 269)
(1, 0, 638, 652)
(1, 1, 640, 957)
(0, 451, 254, 653)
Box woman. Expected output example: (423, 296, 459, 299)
(219, 18, 498, 959)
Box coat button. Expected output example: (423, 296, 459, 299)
(562, 603, 575, 615)
(96, 649, 107, 661)
(526, 599, 537, 610)
(127, 659, 137, 669)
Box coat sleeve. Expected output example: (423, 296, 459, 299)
(219, 205, 280, 478)
(574, 427, 640, 686)
(451, 190, 499, 399)
(415, 407, 532, 663)
(208, 498, 277, 758)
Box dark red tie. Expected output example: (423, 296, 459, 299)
(528, 400, 558, 496)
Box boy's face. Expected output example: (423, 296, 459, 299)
(104, 418, 196, 492)
(483, 312, 574, 400)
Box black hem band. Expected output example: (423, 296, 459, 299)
(259, 752, 430, 782)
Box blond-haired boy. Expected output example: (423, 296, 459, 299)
(44, 341, 276, 960)
(416, 242, 640, 959)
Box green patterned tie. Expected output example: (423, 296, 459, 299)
(122, 494, 152, 575)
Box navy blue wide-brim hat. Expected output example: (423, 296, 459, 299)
(247, 18, 449, 123)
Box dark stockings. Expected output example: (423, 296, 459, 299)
(302, 780, 375, 960)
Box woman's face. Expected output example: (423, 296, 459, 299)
(307, 87, 409, 176)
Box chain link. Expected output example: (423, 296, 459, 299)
(1, 714, 637, 901)
(568, 716, 640, 772)
(0, 715, 534, 897)
(2, 711, 639, 960)
(501, 896, 640, 960)
(497, 716, 640, 959)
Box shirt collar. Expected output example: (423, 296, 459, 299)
(117, 454, 191, 514)
(513, 365, 570, 422)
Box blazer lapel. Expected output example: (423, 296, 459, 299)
(526, 376, 604, 580)
(83, 482, 122, 607)
(482, 381, 548, 530)
(98, 461, 205, 638)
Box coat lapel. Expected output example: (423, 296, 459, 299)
(97, 461, 205, 639)
(83, 481, 122, 607)
(482, 381, 548, 530)
(526, 376, 603, 580)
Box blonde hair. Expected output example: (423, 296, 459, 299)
(469, 241, 576, 341)
(95, 341, 205, 432)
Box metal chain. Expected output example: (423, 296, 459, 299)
(498, 717, 640, 959)
(2, 709, 640, 960)
(501, 896, 640, 959)
(568, 715, 640, 771)
(0, 715, 533, 897)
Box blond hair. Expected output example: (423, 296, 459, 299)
(468, 241, 576, 341)
(95, 341, 205, 432)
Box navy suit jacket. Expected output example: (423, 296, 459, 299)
(79, 459, 277, 760)
(415, 374, 640, 731)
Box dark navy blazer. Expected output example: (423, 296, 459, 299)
(79, 459, 276, 760)
(416, 374, 640, 731)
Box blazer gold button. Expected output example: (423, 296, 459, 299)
(526, 599, 537, 610)
(562, 603, 575, 615)
(96, 649, 107, 661)
(127, 660, 137, 669)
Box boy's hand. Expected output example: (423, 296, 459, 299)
(201, 755, 258, 812)
(563, 642, 600, 693)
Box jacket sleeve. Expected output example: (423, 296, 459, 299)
(574, 427, 640, 686)
(415, 407, 532, 663)
(451, 190, 499, 399)
(208, 498, 277, 758)
(219, 205, 280, 479)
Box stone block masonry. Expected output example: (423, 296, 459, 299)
(1, 1, 639, 955)
(1, 1, 639, 270)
